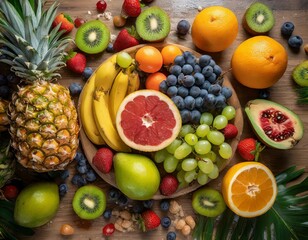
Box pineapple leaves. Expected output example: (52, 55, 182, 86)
(193, 166, 308, 240)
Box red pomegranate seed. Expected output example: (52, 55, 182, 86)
(74, 17, 86, 28)
(102, 223, 115, 236)
(96, 0, 107, 12)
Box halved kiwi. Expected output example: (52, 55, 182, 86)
(192, 187, 226, 217)
(72, 185, 106, 220)
(136, 6, 171, 42)
(242, 2, 275, 35)
(292, 60, 308, 87)
(75, 20, 110, 54)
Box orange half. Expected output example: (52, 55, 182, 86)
(222, 162, 277, 218)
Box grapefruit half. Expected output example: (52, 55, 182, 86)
(116, 90, 182, 152)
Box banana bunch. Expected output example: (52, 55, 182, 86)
(80, 53, 140, 152)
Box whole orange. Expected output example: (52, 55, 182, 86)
(191, 6, 238, 52)
(161, 45, 182, 66)
(231, 36, 288, 89)
(135, 46, 163, 73)
(145, 72, 167, 91)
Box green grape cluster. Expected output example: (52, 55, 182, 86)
(154, 105, 236, 186)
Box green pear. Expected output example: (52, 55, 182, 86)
(113, 153, 160, 200)
(14, 182, 60, 228)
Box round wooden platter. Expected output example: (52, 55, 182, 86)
(78, 43, 243, 200)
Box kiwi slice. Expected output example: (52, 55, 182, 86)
(72, 185, 106, 220)
(292, 60, 308, 87)
(192, 187, 226, 217)
(136, 6, 171, 42)
(75, 20, 110, 54)
(242, 2, 275, 35)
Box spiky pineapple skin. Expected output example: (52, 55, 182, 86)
(0, 99, 10, 132)
(9, 80, 79, 172)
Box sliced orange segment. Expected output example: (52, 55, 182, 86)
(221, 162, 277, 218)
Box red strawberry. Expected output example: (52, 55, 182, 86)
(221, 123, 238, 139)
(52, 13, 74, 34)
(140, 210, 160, 231)
(121, 0, 141, 18)
(160, 174, 179, 196)
(237, 138, 264, 161)
(66, 52, 86, 74)
(113, 27, 140, 52)
(92, 147, 114, 174)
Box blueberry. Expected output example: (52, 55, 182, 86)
(221, 86, 232, 99)
(182, 75, 195, 88)
(167, 86, 178, 97)
(215, 94, 227, 109)
(59, 183, 68, 197)
(109, 187, 121, 201)
(117, 194, 129, 207)
(281, 22, 294, 37)
(182, 64, 194, 75)
(174, 55, 185, 66)
(82, 67, 93, 80)
(199, 89, 208, 98)
(201, 81, 211, 90)
(132, 202, 144, 213)
(74, 151, 84, 161)
(160, 199, 170, 211)
(77, 164, 88, 174)
(259, 89, 270, 99)
(189, 86, 201, 98)
(59, 170, 70, 180)
(177, 86, 189, 98)
(194, 72, 205, 86)
(103, 209, 112, 220)
(180, 109, 191, 124)
(177, 19, 190, 36)
(209, 59, 216, 67)
(166, 74, 178, 86)
(191, 110, 201, 124)
(213, 64, 222, 77)
(288, 35, 303, 49)
(208, 83, 221, 96)
(202, 66, 213, 78)
(71, 174, 87, 187)
(203, 93, 216, 109)
(169, 65, 182, 76)
(0, 75, 8, 85)
(143, 199, 154, 209)
(183, 51, 196, 66)
(86, 169, 97, 182)
(159, 80, 168, 93)
(167, 231, 177, 240)
(184, 96, 195, 110)
(106, 43, 114, 53)
(171, 95, 185, 110)
(199, 55, 211, 68)
(177, 73, 185, 85)
(207, 73, 217, 83)
(194, 64, 202, 73)
(69, 82, 83, 96)
(195, 97, 204, 109)
(161, 216, 171, 228)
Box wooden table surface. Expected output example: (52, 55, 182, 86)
(22, 0, 308, 239)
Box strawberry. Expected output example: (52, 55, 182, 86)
(52, 13, 74, 34)
(140, 210, 160, 231)
(237, 138, 265, 161)
(66, 52, 87, 74)
(121, 0, 141, 18)
(221, 123, 238, 139)
(92, 147, 114, 174)
(113, 27, 140, 52)
(160, 174, 179, 196)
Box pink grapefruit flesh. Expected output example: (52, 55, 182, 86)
(116, 90, 182, 152)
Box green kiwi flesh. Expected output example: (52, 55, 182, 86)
(72, 185, 106, 220)
(243, 2, 275, 35)
(192, 187, 226, 217)
(136, 6, 171, 42)
(75, 20, 110, 54)
(292, 60, 308, 87)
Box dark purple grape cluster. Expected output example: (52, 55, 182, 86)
(159, 51, 232, 124)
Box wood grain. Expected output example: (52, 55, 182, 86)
(19, 0, 308, 239)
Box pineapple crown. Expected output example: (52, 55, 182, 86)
(0, 0, 72, 82)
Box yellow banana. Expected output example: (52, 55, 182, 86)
(109, 70, 129, 124)
(92, 89, 131, 152)
(126, 68, 140, 95)
(95, 53, 121, 91)
(79, 73, 105, 145)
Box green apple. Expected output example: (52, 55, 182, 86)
(113, 153, 160, 200)
(14, 182, 60, 228)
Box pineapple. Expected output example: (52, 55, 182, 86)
(0, 0, 79, 172)
(0, 98, 9, 132)
(0, 132, 14, 188)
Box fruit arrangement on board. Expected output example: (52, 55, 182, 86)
(0, 0, 307, 239)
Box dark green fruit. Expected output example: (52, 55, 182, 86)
(192, 187, 226, 217)
(245, 99, 304, 149)
(292, 60, 308, 86)
(75, 20, 110, 54)
(242, 2, 275, 35)
(72, 185, 106, 220)
(136, 6, 170, 42)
